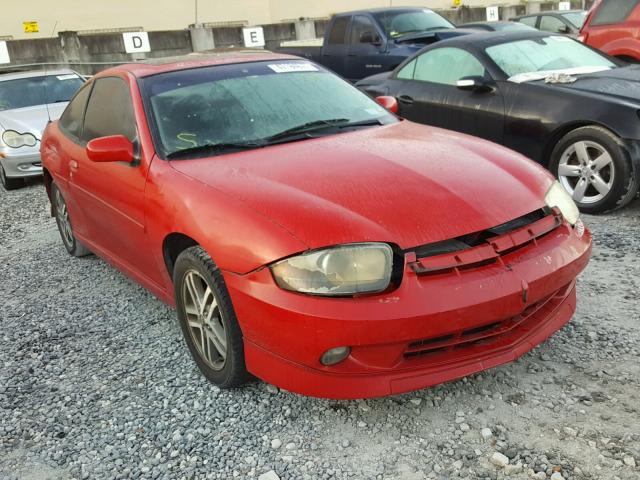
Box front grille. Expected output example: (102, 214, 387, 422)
(403, 282, 572, 359)
(406, 208, 562, 276)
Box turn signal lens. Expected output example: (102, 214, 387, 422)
(320, 346, 351, 366)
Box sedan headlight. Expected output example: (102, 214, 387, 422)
(545, 181, 580, 225)
(271, 243, 394, 296)
(1, 130, 38, 148)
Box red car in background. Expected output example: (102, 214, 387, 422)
(40, 53, 591, 399)
(580, 0, 640, 61)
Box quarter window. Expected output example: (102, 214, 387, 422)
(591, 0, 639, 25)
(82, 77, 136, 142)
(412, 48, 486, 85)
(59, 83, 92, 140)
(327, 16, 350, 44)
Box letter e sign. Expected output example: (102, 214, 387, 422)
(123, 32, 151, 53)
(243, 27, 265, 48)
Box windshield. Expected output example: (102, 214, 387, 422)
(561, 11, 587, 28)
(486, 36, 615, 81)
(0, 73, 84, 112)
(140, 61, 396, 159)
(374, 9, 454, 38)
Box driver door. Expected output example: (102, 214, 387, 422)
(392, 47, 505, 145)
(345, 15, 386, 81)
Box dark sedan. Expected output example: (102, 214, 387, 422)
(458, 21, 536, 32)
(357, 31, 640, 213)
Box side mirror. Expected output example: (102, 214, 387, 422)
(375, 95, 399, 113)
(559, 25, 572, 34)
(86, 135, 134, 163)
(456, 76, 493, 93)
(360, 31, 382, 46)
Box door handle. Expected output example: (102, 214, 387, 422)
(398, 95, 414, 105)
(69, 159, 79, 170)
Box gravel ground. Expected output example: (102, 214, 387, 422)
(0, 179, 638, 480)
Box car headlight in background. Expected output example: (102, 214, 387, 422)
(271, 243, 394, 296)
(545, 181, 580, 226)
(1, 130, 38, 148)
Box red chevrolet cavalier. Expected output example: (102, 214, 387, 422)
(40, 53, 591, 399)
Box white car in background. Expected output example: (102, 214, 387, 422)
(0, 69, 84, 190)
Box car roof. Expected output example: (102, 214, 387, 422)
(0, 68, 79, 82)
(102, 50, 300, 78)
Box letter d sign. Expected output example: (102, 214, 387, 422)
(123, 32, 151, 53)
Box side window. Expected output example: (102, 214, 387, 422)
(82, 77, 136, 142)
(591, 0, 639, 25)
(327, 16, 350, 45)
(58, 82, 92, 140)
(518, 16, 538, 28)
(396, 59, 417, 79)
(539, 15, 568, 33)
(349, 15, 379, 45)
(413, 48, 486, 86)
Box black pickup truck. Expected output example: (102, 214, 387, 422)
(278, 7, 468, 82)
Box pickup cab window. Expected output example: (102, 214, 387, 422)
(327, 16, 350, 44)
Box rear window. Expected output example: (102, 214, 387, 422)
(591, 0, 639, 26)
(327, 16, 349, 44)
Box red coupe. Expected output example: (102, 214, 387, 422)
(40, 52, 591, 399)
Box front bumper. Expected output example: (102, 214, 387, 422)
(0, 151, 43, 178)
(225, 219, 591, 399)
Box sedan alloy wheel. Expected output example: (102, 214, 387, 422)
(558, 140, 614, 205)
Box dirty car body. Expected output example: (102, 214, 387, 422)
(40, 53, 591, 399)
(0, 69, 84, 189)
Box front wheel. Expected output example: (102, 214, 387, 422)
(549, 126, 638, 214)
(173, 246, 249, 389)
(0, 163, 24, 191)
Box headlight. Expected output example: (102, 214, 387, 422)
(545, 181, 580, 225)
(271, 243, 394, 296)
(1, 130, 38, 148)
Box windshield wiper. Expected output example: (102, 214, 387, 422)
(166, 141, 264, 159)
(262, 118, 384, 144)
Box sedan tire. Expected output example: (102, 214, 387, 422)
(0, 163, 24, 191)
(173, 246, 249, 389)
(550, 126, 638, 213)
(52, 183, 91, 257)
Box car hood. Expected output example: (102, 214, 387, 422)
(542, 66, 640, 102)
(170, 121, 553, 251)
(0, 103, 67, 138)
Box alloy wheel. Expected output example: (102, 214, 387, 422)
(181, 270, 227, 371)
(558, 140, 615, 204)
(54, 188, 74, 248)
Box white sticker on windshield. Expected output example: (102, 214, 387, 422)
(268, 63, 318, 73)
(56, 74, 79, 80)
(549, 36, 572, 42)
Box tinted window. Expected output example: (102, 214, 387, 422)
(328, 16, 349, 44)
(517, 16, 538, 27)
(591, 0, 639, 25)
(374, 9, 454, 37)
(82, 77, 136, 142)
(350, 15, 379, 44)
(540, 15, 569, 33)
(0, 73, 84, 112)
(412, 48, 485, 85)
(396, 59, 417, 79)
(59, 82, 92, 140)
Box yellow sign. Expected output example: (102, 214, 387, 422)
(453, 0, 461, 6)
(23, 21, 39, 33)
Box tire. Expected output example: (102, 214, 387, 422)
(549, 126, 638, 214)
(51, 182, 91, 257)
(0, 163, 24, 190)
(173, 246, 249, 389)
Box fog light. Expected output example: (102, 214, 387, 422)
(320, 346, 351, 366)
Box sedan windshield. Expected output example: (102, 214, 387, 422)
(486, 36, 615, 82)
(0, 73, 84, 112)
(140, 61, 397, 159)
(374, 9, 454, 38)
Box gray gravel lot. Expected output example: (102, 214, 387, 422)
(0, 179, 638, 480)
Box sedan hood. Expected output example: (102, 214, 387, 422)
(170, 121, 553, 250)
(545, 65, 640, 102)
(0, 103, 67, 138)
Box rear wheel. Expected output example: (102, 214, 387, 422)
(549, 126, 638, 214)
(52, 183, 91, 257)
(0, 163, 24, 190)
(173, 246, 249, 388)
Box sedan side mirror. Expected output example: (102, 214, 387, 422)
(86, 135, 134, 163)
(360, 31, 382, 46)
(456, 76, 493, 93)
(375, 95, 399, 114)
